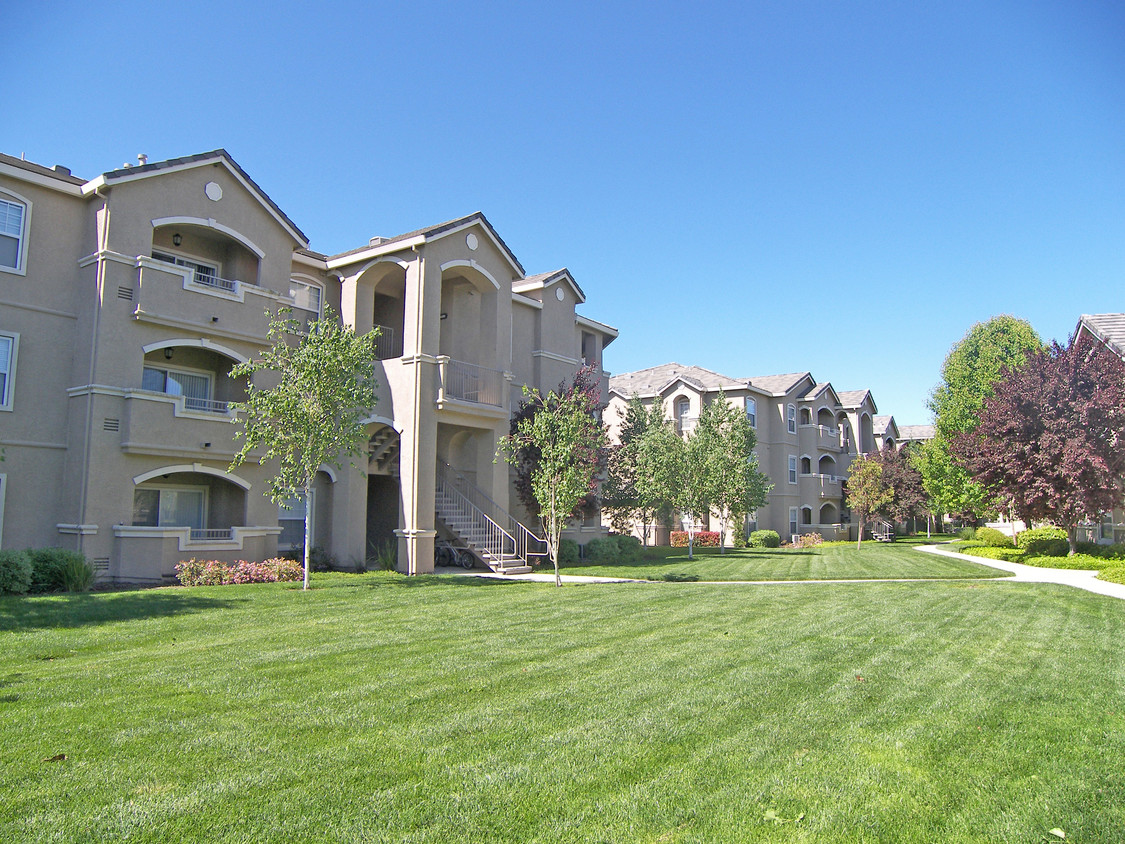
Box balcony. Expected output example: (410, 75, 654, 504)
(373, 324, 403, 360)
(800, 473, 843, 498)
(120, 392, 236, 456)
(113, 525, 282, 583)
(436, 357, 507, 408)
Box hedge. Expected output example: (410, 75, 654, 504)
(1017, 527, 1069, 557)
(176, 558, 304, 587)
(975, 527, 1015, 548)
(749, 530, 781, 548)
(670, 531, 720, 547)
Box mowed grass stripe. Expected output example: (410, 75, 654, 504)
(2, 574, 1123, 842)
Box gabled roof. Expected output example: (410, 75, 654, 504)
(898, 424, 935, 441)
(1078, 314, 1125, 359)
(83, 149, 309, 247)
(873, 415, 898, 437)
(326, 211, 525, 277)
(799, 381, 842, 405)
(837, 389, 877, 412)
(744, 372, 813, 395)
(609, 363, 743, 399)
(513, 268, 586, 304)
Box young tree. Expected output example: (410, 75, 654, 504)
(602, 396, 672, 543)
(688, 390, 771, 554)
(921, 316, 1043, 521)
(952, 333, 1125, 555)
(846, 455, 893, 549)
(871, 444, 928, 531)
(498, 371, 607, 587)
(633, 405, 682, 544)
(230, 307, 378, 589)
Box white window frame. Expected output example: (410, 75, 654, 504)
(0, 330, 18, 411)
(0, 188, 30, 276)
(279, 491, 315, 551)
(789, 506, 798, 537)
(152, 249, 222, 286)
(0, 474, 6, 548)
(788, 454, 798, 484)
(288, 275, 324, 319)
(142, 362, 215, 406)
(787, 403, 797, 434)
(132, 484, 209, 530)
(745, 397, 756, 428)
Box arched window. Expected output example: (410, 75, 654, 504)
(745, 398, 756, 428)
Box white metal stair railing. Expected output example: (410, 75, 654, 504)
(872, 519, 896, 542)
(435, 462, 547, 574)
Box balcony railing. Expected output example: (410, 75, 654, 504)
(193, 272, 239, 292)
(373, 324, 402, 360)
(436, 358, 506, 407)
(190, 528, 234, 541)
(183, 396, 231, 414)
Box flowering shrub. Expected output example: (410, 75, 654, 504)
(176, 557, 303, 587)
(670, 531, 720, 547)
(784, 533, 824, 549)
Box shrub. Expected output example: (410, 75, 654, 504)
(732, 524, 748, 548)
(957, 526, 977, 541)
(670, 531, 720, 547)
(975, 527, 1015, 548)
(557, 539, 579, 565)
(614, 534, 642, 560)
(788, 533, 823, 549)
(370, 541, 397, 572)
(1017, 553, 1102, 571)
(749, 530, 781, 548)
(176, 557, 304, 587)
(583, 537, 621, 563)
(0, 550, 33, 595)
(959, 545, 1027, 563)
(282, 546, 339, 572)
(662, 572, 700, 582)
(1075, 542, 1125, 560)
(1017, 527, 1069, 557)
(61, 554, 95, 592)
(1098, 563, 1125, 585)
(27, 548, 76, 593)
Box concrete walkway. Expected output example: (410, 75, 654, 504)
(917, 543, 1125, 601)
(439, 545, 1125, 601)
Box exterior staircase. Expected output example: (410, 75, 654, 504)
(435, 462, 547, 574)
(872, 519, 896, 542)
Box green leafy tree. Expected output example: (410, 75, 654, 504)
(871, 444, 928, 530)
(230, 307, 378, 589)
(922, 316, 1043, 520)
(846, 455, 893, 549)
(689, 390, 771, 554)
(498, 377, 607, 587)
(603, 397, 681, 544)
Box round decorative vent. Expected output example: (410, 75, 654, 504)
(555, 287, 565, 301)
(205, 181, 223, 201)
(466, 233, 478, 250)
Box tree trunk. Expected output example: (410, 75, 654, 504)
(302, 485, 312, 591)
(856, 511, 864, 550)
(1067, 526, 1077, 557)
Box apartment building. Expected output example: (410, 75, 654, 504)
(0, 150, 616, 582)
(605, 363, 886, 542)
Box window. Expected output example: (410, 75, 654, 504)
(142, 365, 219, 411)
(788, 455, 798, 484)
(132, 486, 206, 530)
(0, 331, 17, 410)
(288, 278, 323, 317)
(745, 398, 756, 428)
(787, 404, 797, 434)
(0, 196, 27, 273)
(789, 507, 798, 537)
(153, 251, 233, 292)
(676, 397, 691, 433)
(279, 494, 314, 551)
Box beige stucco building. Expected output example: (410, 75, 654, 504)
(0, 150, 616, 582)
(605, 363, 887, 542)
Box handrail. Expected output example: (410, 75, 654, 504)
(436, 358, 506, 407)
(436, 462, 547, 567)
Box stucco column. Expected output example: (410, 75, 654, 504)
(340, 273, 375, 334)
(394, 254, 441, 573)
(332, 466, 369, 568)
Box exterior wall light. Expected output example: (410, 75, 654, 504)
(172, 233, 182, 247)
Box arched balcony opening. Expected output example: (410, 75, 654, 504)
(152, 222, 260, 290)
(800, 507, 813, 526)
(799, 407, 812, 426)
(141, 344, 247, 414)
(817, 407, 835, 428)
(837, 413, 853, 452)
(818, 455, 838, 478)
(800, 456, 812, 475)
(131, 470, 246, 540)
(860, 413, 876, 454)
(359, 262, 407, 360)
(820, 502, 839, 524)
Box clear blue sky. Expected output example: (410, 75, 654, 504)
(5, 1, 1123, 424)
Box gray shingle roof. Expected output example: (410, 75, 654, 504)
(898, 424, 935, 441)
(609, 363, 742, 397)
(873, 415, 896, 436)
(0, 152, 86, 185)
(745, 372, 812, 395)
(1079, 314, 1125, 359)
(837, 389, 874, 409)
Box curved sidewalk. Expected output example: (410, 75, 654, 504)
(917, 543, 1125, 601)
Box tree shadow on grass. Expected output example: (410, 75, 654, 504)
(307, 571, 529, 590)
(0, 591, 247, 633)
(564, 549, 817, 571)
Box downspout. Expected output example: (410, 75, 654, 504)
(76, 192, 110, 553)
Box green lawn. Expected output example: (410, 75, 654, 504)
(559, 540, 1010, 581)
(3, 571, 1123, 842)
